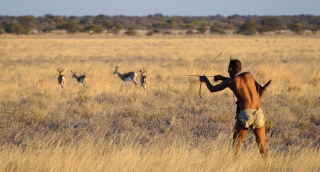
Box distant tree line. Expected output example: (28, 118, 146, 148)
(0, 14, 319, 35)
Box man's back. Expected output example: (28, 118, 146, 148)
(229, 72, 262, 111)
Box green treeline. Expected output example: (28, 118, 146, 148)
(0, 13, 319, 35)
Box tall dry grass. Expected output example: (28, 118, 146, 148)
(0, 35, 320, 171)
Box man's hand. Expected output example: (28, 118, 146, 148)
(199, 76, 209, 83)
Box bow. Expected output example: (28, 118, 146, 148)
(186, 51, 223, 98)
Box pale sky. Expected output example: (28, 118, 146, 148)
(1, 0, 319, 17)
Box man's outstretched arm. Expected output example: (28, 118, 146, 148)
(199, 76, 230, 93)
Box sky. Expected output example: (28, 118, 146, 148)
(1, 0, 319, 17)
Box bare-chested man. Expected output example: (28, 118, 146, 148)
(199, 59, 268, 159)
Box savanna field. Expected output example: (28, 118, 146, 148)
(0, 34, 320, 171)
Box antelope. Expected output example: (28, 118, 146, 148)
(71, 71, 87, 89)
(139, 69, 149, 91)
(113, 66, 137, 88)
(57, 68, 66, 90)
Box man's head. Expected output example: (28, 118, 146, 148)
(228, 59, 241, 77)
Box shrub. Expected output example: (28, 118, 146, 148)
(57, 20, 82, 33)
(185, 23, 195, 29)
(112, 29, 120, 35)
(289, 22, 304, 34)
(82, 25, 96, 32)
(197, 26, 207, 34)
(19, 15, 35, 33)
(94, 26, 104, 33)
(4, 22, 27, 34)
(101, 20, 113, 31)
(259, 16, 285, 33)
(237, 18, 258, 35)
(125, 27, 137, 36)
(186, 30, 194, 35)
(82, 25, 104, 34)
(41, 27, 55, 33)
(210, 25, 226, 34)
(146, 30, 154, 36)
(114, 22, 124, 30)
(163, 30, 172, 35)
(311, 27, 319, 34)
(153, 29, 161, 33)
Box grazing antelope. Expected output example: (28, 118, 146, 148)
(71, 71, 87, 89)
(139, 69, 149, 91)
(113, 66, 137, 88)
(57, 68, 66, 90)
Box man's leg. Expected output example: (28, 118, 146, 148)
(233, 120, 248, 157)
(253, 126, 268, 159)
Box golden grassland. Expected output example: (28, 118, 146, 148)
(0, 35, 320, 171)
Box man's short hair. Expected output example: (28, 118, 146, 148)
(229, 59, 241, 72)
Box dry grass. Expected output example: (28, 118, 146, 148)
(0, 35, 320, 171)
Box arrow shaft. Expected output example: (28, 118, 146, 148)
(185, 75, 215, 77)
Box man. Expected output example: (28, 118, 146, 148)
(199, 59, 268, 159)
